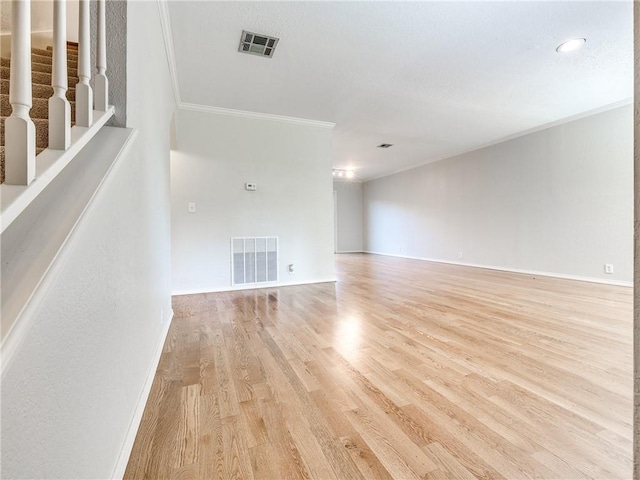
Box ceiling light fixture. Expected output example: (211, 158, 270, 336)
(333, 169, 355, 179)
(556, 38, 586, 54)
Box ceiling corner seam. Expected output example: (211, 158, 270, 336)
(157, 0, 182, 105)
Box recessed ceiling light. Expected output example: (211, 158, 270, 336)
(556, 38, 586, 54)
(345, 171, 355, 179)
(377, 143, 393, 149)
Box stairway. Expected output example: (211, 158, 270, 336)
(0, 44, 79, 184)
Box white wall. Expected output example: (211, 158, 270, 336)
(171, 108, 335, 294)
(364, 105, 633, 284)
(0, 0, 79, 56)
(66, 0, 79, 42)
(334, 180, 363, 252)
(0, 0, 53, 34)
(0, 2, 176, 478)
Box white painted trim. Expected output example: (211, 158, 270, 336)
(1, 129, 139, 377)
(111, 308, 173, 480)
(172, 278, 337, 296)
(363, 251, 633, 288)
(156, 0, 181, 104)
(333, 190, 338, 253)
(0, 28, 53, 35)
(336, 250, 364, 254)
(333, 178, 363, 184)
(1, 107, 115, 234)
(364, 98, 633, 182)
(179, 103, 336, 129)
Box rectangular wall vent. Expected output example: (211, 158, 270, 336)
(232, 237, 278, 286)
(238, 30, 279, 58)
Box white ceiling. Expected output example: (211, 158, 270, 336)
(168, 1, 633, 181)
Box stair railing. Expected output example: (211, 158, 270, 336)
(5, 0, 36, 185)
(95, 0, 108, 112)
(5, 0, 110, 186)
(76, 0, 92, 128)
(49, 0, 71, 150)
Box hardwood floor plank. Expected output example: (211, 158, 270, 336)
(423, 442, 478, 480)
(176, 384, 200, 467)
(222, 415, 255, 480)
(126, 254, 632, 479)
(197, 394, 224, 480)
(340, 433, 395, 480)
(248, 442, 282, 480)
(259, 399, 312, 480)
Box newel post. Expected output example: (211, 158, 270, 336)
(49, 0, 71, 150)
(5, 0, 36, 185)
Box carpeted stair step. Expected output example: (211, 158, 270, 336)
(1, 116, 49, 149)
(1, 57, 78, 76)
(0, 145, 45, 184)
(1, 79, 76, 102)
(0, 66, 79, 87)
(36, 47, 79, 59)
(31, 62, 78, 76)
(46, 44, 78, 53)
(0, 51, 78, 68)
(1, 93, 76, 121)
(30, 53, 79, 68)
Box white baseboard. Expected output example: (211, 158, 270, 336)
(363, 251, 633, 287)
(111, 308, 174, 479)
(335, 250, 364, 254)
(172, 278, 337, 296)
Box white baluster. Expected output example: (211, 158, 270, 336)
(49, 0, 71, 150)
(76, 0, 92, 127)
(5, 0, 36, 185)
(95, 0, 108, 111)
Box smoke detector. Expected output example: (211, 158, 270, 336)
(239, 30, 279, 58)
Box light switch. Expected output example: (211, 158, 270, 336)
(188, 202, 196, 213)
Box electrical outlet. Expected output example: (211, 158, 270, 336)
(288, 264, 295, 275)
(604, 264, 614, 274)
(458, 252, 463, 259)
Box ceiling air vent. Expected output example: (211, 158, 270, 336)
(239, 30, 279, 58)
(377, 143, 393, 149)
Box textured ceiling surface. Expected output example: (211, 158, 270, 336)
(168, 1, 633, 181)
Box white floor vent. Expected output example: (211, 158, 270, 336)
(232, 237, 278, 286)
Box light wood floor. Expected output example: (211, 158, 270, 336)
(125, 254, 633, 479)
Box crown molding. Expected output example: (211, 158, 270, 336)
(364, 97, 633, 182)
(156, 0, 335, 129)
(179, 102, 336, 129)
(157, 0, 181, 104)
